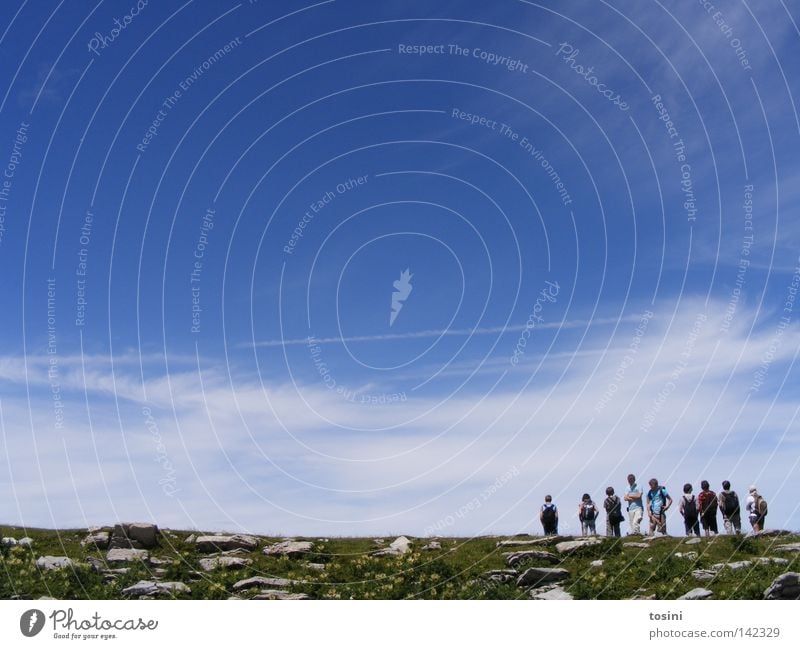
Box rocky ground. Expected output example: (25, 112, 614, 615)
(1, 524, 799, 600)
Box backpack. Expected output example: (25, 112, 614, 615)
(755, 495, 768, 517)
(606, 496, 623, 523)
(541, 503, 557, 525)
(682, 494, 698, 523)
(721, 491, 740, 516)
(701, 490, 718, 516)
(581, 502, 596, 522)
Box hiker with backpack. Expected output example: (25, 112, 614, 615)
(578, 493, 598, 536)
(623, 473, 644, 535)
(646, 478, 672, 535)
(678, 483, 701, 536)
(697, 480, 718, 537)
(718, 480, 741, 534)
(540, 495, 559, 536)
(604, 486, 624, 537)
(746, 486, 768, 533)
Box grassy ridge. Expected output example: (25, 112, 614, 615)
(1, 525, 798, 600)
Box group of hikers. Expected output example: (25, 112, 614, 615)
(538, 475, 770, 537)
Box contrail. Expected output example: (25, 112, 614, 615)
(249, 316, 633, 347)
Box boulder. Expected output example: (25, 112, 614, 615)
(624, 542, 650, 549)
(251, 590, 310, 600)
(421, 541, 442, 551)
(756, 529, 793, 537)
(775, 543, 800, 553)
(756, 557, 789, 566)
(674, 552, 698, 560)
(1, 537, 17, 546)
(764, 572, 800, 600)
(198, 556, 252, 571)
(504, 550, 560, 568)
(590, 560, 604, 568)
(531, 586, 573, 600)
(233, 576, 297, 591)
(709, 560, 752, 571)
(122, 580, 190, 597)
(106, 548, 149, 564)
(109, 523, 159, 549)
(692, 569, 717, 581)
(685, 537, 702, 545)
(482, 569, 518, 584)
(555, 538, 602, 554)
(18, 537, 33, 548)
(195, 534, 258, 553)
(373, 536, 412, 557)
(263, 540, 314, 557)
(185, 534, 197, 544)
(81, 531, 110, 549)
(678, 588, 713, 600)
(517, 567, 569, 587)
(497, 536, 568, 547)
(36, 556, 73, 570)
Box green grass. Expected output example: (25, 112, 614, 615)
(1, 525, 797, 600)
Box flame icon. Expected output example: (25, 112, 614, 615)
(20, 609, 45, 637)
(390, 268, 413, 326)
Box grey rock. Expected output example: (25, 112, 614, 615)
(1, 537, 17, 546)
(81, 531, 110, 549)
(232, 576, 297, 591)
(555, 538, 602, 553)
(685, 537, 702, 545)
(504, 550, 560, 568)
(590, 560, 604, 568)
(421, 541, 442, 551)
(678, 587, 713, 600)
(263, 540, 314, 557)
(775, 543, 800, 553)
(196, 534, 259, 553)
(251, 589, 310, 600)
(106, 548, 149, 564)
(624, 542, 650, 549)
(36, 556, 73, 570)
(531, 586, 573, 600)
(516, 567, 570, 587)
(755, 529, 793, 537)
(18, 537, 33, 548)
(497, 536, 568, 547)
(198, 556, 252, 571)
(482, 569, 518, 584)
(674, 552, 698, 560)
(185, 534, 197, 544)
(148, 556, 172, 566)
(709, 560, 752, 571)
(757, 557, 790, 566)
(373, 539, 385, 545)
(122, 580, 190, 597)
(764, 572, 800, 600)
(110, 523, 158, 549)
(692, 569, 717, 581)
(373, 536, 412, 557)
(305, 562, 326, 572)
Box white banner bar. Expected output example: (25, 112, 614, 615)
(1, 600, 798, 648)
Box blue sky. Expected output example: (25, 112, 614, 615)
(1, 0, 799, 536)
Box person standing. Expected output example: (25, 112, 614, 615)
(578, 493, 598, 536)
(623, 473, 644, 535)
(746, 486, 768, 533)
(539, 495, 559, 536)
(698, 480, 718, 537)
(604, 486, 623, 537)
(718, 480, 741, 534)
(678, 483, 700, 536)
(646, 478, 672, 535)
